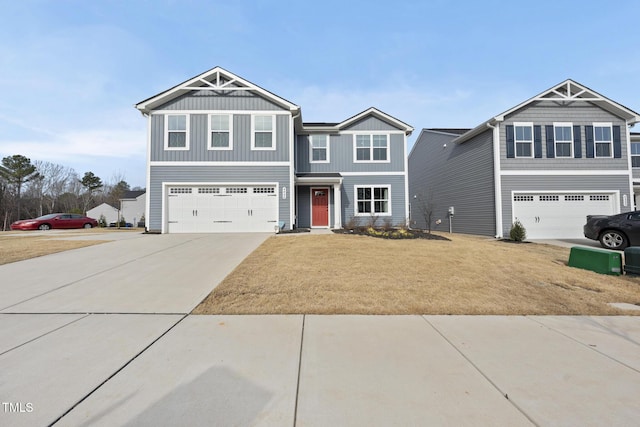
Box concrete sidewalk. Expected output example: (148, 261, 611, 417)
(1, 232, 639, 426)
(2, 315, 638, 426)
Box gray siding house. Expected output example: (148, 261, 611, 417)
(409, 80, 640, 239)
(135, 67, 413, 233)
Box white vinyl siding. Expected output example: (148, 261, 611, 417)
(554, 123, 573, 158)
(252, 115, 276, 150)
(165, 114, 189, 150)
(514, 123, 533, 158)
(594, 123, 613, 158)
(353, 133, 390, 163)
(208, 114, 232, 150)
(310, 135, 329, 163)
(354, 185, 391, 216)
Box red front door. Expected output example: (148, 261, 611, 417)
(311, 188, 329, 227)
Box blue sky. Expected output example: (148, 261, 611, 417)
(1, 0, 639, 188)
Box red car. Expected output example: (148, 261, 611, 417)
(10, 213, 98, 231)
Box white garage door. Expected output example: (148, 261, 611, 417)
(512, 192, 617, 239)
(167, 185, 278, 233)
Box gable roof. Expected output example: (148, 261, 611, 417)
(300, 107, 413, 135)
(121, 190, 145, 200)
(454, 79, 640, 144)
(135, 66, 300, 114)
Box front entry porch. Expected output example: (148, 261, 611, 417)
(295, 173, 343, 229)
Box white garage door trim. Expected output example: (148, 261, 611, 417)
(511, 190, 620, 239)
(162, 182, 279, 233)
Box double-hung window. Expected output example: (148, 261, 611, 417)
(310, 135, 329, 162)
(554, 123, 573, 157)
(594, 123, 613, 158)
(355, 185, 391, 216)
(252, 115, 275, 150)
(631, 142, 640, 167)
(354, 134, 389, 162)
(514, 123, 533, 157)
(165, 114, 189, 150)
(209, 114, 232, 150)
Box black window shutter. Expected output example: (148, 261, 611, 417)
(573, 125, 582, 158)
(506, 125, 515, 158)
(613, 125, 622, 158)
(545, 125, 555, 158)
(533, 125, 542, 158)
(585, 125, 594, 158)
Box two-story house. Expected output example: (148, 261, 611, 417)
(135, 67, 412, 233)
(409, 80, 640, 240)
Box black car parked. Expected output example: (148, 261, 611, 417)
(584, 211, 640, 250)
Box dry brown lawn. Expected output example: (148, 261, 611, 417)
(0, 230, 114, 265)
(193, 233, 640, 315)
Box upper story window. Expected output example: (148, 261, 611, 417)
(594, 123, 612, 158)
(631, 142, 640, 167)
(354, 134, 389, 162)
(252, 115, 276, 150)
(209, 114, 232, 150)
(310, 135, 329, 163)
(355, 185, 391, 216)
(165, 114, 189, 150)
(554, 123, 573, 158)
(514, 123, 533, 157)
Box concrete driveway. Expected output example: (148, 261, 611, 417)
(1, 231, 640, 426)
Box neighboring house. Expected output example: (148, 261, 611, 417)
(120, 190, 146, 226)
(86, 203, 118, 225)
(409, 80, 640, 239)
(632, 132, 640, 204)
(135, 67, 413, 233)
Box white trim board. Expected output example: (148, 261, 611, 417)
(500, 170, 630, 176)
(150, 161, 291, 167)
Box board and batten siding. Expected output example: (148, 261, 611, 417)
(500, 175, 632, 237)
(155, 89, 287, 111)
(342, 116, 403, 131)
(148, 165, 291, 232)
(296, 133, 405, 173)
(150, 114, 290, 162)
(500, 103, 629, 171)
(340, 175, 407, 227)
(408, 129, 496, 236)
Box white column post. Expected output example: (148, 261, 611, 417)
(333, 182, 342, 229)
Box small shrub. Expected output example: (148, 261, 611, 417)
(98, 214, 107, 227)
(510, 220, 527, 242)
(344, 216, 360, 230)
(381, 217, 393, 231)
(368, 214, 379, 228)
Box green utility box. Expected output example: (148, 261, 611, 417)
(624, 247, 640, 275)
(568, 246, 622, 276)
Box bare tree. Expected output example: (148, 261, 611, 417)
(415, 190, 437, 234)
(33, 161, 76, 215)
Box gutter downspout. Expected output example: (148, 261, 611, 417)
(486, 121, 503, 238)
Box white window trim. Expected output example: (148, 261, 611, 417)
(353, 133, 391, 163)
(593, 122, 614, 158)
(251, 114, 277, 151)
(631, 141, 640, 168)
(513, 122, 533, 158)
(164, 114, 190, 151)
(553, 122, 573, 158)
(309, 135, 330, 163)
(207, 114, 233, 151)
(353, 185, 392, 217)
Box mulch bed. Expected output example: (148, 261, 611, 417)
(333, 228, 451, 241)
